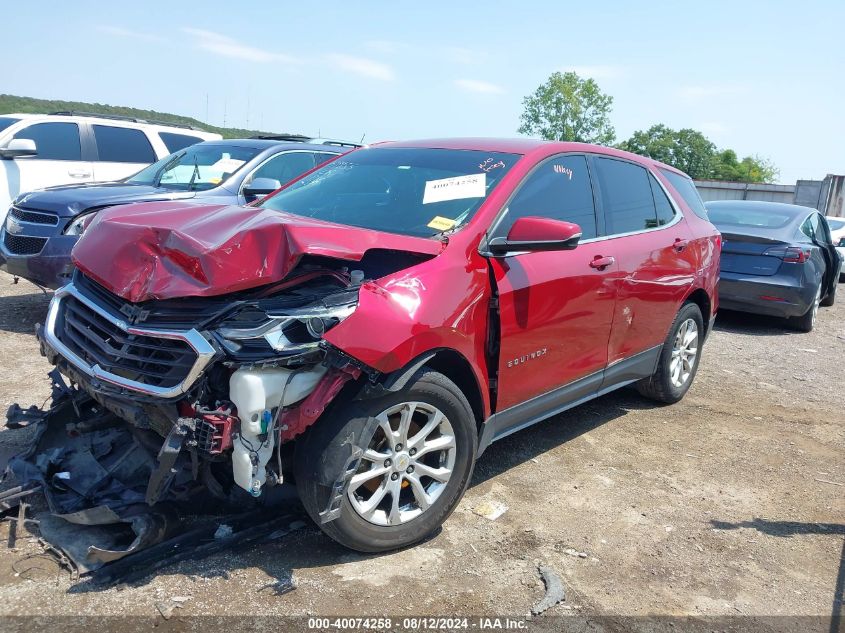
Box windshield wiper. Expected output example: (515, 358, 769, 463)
(187, 154, 200, 192)
(152, 151, 186, 187)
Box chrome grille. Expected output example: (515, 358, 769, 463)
(9, 206, 60, 226)
(57, 295, 198, 389)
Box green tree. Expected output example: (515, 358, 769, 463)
(618, 124, 716, 179)
(712, 151, 778, 183)
(620, 124, 779, 183)
(518, 72, 615, 145)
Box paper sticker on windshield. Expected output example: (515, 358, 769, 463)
(427, 216, 457, 231)
(211, 158, 245, 173)
(423, 174, 486, 205)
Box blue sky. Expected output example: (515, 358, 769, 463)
(4, 1, 844, 183)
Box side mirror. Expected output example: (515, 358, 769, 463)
(488, 216, 581, 256)
(243, 177, 282, 199)
(0, 138, 37, 159)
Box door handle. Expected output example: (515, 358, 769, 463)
(589, 255, 615, 270)
(674, 238, 689, 252)
(68, 169, 91, 179)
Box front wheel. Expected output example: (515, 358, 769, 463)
(294, 368, 477, 552)
(636, 302, 704, 404)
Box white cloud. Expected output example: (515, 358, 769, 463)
(453, 79, 505, 95)
(182, 28, 299, 64)
(559, 65, 621, 80)
(96, 25, 161, 42)
(326, 54, 395, 81)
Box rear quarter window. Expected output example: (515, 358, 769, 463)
(660, 168, 708, 220)
(93, 125, 156, 163)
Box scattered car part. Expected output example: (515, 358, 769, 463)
(532, 565, 566, 615)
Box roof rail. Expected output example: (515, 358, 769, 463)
(309, 138, 364, 148)
(49, 111, 204, 131)
(249, 134, 362, 148)
(249, 134, 313, 142)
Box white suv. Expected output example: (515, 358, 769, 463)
(0, 112, 221, 222)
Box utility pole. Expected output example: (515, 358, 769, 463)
(223, 99, 227, 128)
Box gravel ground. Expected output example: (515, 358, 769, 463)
(0, 270, 841, 626)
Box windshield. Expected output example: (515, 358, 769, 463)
(127, 144, 260, 190)
(259, 147, 520, 237)
(0, 117, 21, 134)
(827, 218, 845, 231)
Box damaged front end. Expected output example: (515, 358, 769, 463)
(33, 260, 372, 505)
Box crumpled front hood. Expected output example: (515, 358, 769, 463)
(15, 183, 197, 216)
(71, 201, 443, 303)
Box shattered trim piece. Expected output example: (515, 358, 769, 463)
(532, 565, 565, 615)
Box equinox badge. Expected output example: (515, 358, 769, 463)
(507, 348, 548, 368)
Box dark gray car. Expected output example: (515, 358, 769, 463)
(0, 138, 355, 288)
(707, 200, 842, 332)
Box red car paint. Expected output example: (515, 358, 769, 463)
(71, 200, 442, 302)
(73, 138, 719, 422)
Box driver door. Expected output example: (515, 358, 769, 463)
(486, 154, 617, 412)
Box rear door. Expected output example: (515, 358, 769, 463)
(10, 121, 94, 195)
(806, 213, 838, 296)
(90, 124, 158, 182)
(487, 154, 617, 411)
(591, 156, 697, 369)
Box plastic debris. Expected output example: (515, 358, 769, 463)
(472, 500, 508, 521)
(532, 565, 565, 615)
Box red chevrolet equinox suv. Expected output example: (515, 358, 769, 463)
(37, 138, 720, 552)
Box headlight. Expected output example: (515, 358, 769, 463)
(63, 211, 98, 236)
(213, 290, 358, 357)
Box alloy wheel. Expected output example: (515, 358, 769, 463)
(348, 401, 456, 526)
(670, 318, 699, 388)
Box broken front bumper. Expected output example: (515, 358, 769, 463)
(41, 281, 217, 398)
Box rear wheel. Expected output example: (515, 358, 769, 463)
(790, 283, 822, 332)
(636, 302, 704, 404)
(294, 368, 477, 552)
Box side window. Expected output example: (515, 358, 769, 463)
(800, 216, 816, 240)
(13, 122, 81, 160)
(246, 152, 335, 187)
(649, 173, 676, 226)
(496, 155, 597, 239)
(659, 168, 709, 220)
(92, 125, 156, 163)
(594, 157, 658, 234)
(158, 132, 205, 153)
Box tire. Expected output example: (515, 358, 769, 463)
(790, 283, 822, 332)
(294, 368, 477, 553)
(636, 302, 704, 404)
(820, 281, 835, 307)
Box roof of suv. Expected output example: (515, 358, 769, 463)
(373, 137, 689, 177)
(196, 138, 354, 153)
(1, 112, 219, 137)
